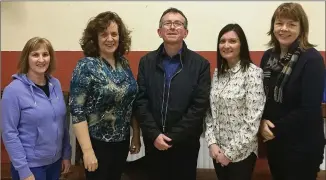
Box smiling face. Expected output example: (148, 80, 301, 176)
(219, 30, 241, 65)
(98, 22, 119, 58)
(157, 12, 188, 45)
(273, 17, 300, 49)
(28, 45, 50, 77)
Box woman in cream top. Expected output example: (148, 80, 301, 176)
(205, 23, 266, 180)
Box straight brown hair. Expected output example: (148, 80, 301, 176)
(267, 2, 315, 50)
(18, 37, 56, 75)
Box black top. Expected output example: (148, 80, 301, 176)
(260, 47, 325, 152)
(36, 81, 49, 97)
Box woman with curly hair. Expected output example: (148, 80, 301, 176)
(69, 11, 141, 180)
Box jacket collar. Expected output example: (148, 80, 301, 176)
(155, 41, 188, 65)
(161, 47, 182, 59)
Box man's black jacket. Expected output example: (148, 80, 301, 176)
(134, 42, 211, 148)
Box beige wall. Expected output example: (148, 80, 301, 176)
(1, 1, 325, 169)
(1, 1, 325, 51)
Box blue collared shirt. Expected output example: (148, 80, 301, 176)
(162, 49, 182, 86)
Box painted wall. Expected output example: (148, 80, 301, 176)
(1, 1, 325, 51)
(1, 1, 325, 90)
(1, 1, 325, 169)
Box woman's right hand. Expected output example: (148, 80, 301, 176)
(260, 119, 275, 142)
(209, 144, 222, 160)
(24, 174, 35, 180)
(83, 148, 98, 172)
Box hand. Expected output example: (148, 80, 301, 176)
(82, 148, 98, 172)
(24, 174, 35, 180)
(154, 134, 172, 151)
(209, 144, 222, 160)
(129, 135, 141, 154)
(260, 119, 275, 142)
(216, 150, 231, 166)
(61, 159, 71, 174)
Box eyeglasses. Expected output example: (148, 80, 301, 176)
(162, 21, 185, 28)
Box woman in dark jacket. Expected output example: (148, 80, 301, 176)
(259, 2, 325, 180)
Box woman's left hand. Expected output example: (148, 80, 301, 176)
(129, 136, 141, 154)
(61, 159, 71, 174)
(217, 150, 231, 166)
(260, 119, 275, 142)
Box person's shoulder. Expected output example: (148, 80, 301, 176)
(187, 49, 207, 61)
(140, 50, 159, 62)
(247, 63, 263, 76)
(260, 48, 274, 67)
(48, 76, 62, 87)
(301, 47, 323, 60)
(248, 63, 262, 70)
(186, 49, 210, 66)
(2, 79, 26, 97)
(299, 48, 325, 70)
(262, 48, 273, 58)
(137, 49, 161, 68)
(120, 56, 130, 63)
(79, 56, 100, 65)
(74, 57, 101, 72)
(264, 48, 273, 53)
(119, 56, 131, 67)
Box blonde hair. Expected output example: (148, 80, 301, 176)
(18, 37, 56, 74)
(267, 2, 315, 50)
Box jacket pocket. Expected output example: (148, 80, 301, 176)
(34, 126, 56, 159)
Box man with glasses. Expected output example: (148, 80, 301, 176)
(134, 7, 211, 180)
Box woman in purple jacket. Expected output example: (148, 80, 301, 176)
(1, 37, 72, 180)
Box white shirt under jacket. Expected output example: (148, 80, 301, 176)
(205, 62, 266, 162)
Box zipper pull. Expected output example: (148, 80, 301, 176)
(163, 126, 166, 133)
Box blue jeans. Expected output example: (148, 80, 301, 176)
(11, 159, 62, 180)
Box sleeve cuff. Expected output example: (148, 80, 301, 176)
(270, 124, 280, 138)
(18, 165, 32, 180)
(149, 130, 161, 143)
(62, 146, 72, 160)
(71, 115, 87, 124)
(207, 139, 217, 147)
(223, 148, 234, 161)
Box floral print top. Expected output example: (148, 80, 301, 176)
(69, 57, 138, 142)
(205, 62, 266, 162)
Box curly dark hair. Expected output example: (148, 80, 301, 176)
(80, 11, 131, 60)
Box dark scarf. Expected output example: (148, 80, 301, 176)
(263, 41, 301, 103)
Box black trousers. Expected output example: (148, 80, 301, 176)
(144, 140, 200, 180)
(85, 137, 130, 180)
(266, 143, 324, 180)
(213, 152, 257, 180)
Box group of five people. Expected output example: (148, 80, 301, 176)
(2, 2, 325, 180)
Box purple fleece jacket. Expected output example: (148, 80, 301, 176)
(1, 74, 71, 179)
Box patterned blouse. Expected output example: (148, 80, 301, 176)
(69, 57, 138, 142)
(205, 62, 266, 162)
